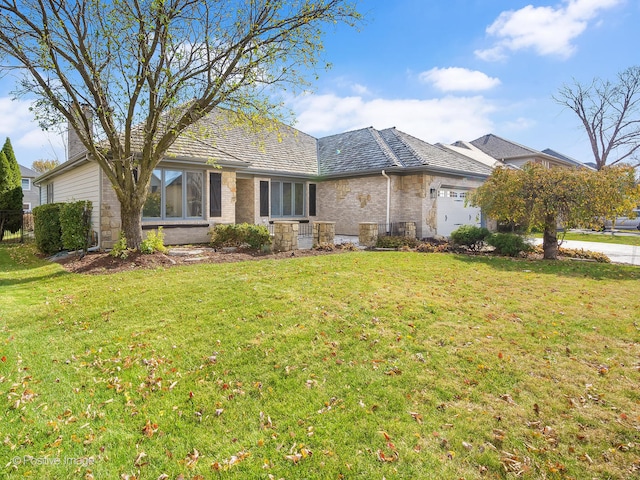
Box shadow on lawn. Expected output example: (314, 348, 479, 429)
(0, 270, 69, 287)
(453, 253, 640, 281)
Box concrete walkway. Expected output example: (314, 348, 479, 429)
(531, 238, 640, 266)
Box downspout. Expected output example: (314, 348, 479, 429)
(381, 170, 390, 233)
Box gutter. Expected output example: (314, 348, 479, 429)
(381, 170, 390, 231)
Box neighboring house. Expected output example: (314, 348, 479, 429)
(469, 134, 592, 170)
(19, 165, 40, 211)
(35, 109, 493, 248)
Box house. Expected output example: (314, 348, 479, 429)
(19, 165, 40, 211)
(34, 109, 496, 249)
(468, 134, 593, 170)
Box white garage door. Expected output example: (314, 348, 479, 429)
(436, 189, 481, 237)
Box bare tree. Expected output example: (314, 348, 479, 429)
(0, 0, 360, 248)
(554, 66, 640, 170)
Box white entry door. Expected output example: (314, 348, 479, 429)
(436, 189, 481, 237)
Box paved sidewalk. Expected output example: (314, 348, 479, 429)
(531, 238, 640, 266)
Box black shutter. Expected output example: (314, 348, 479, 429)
(309, 183, 316, 217)
(259, 181, 269, 216)
(209, 172, 222, 217)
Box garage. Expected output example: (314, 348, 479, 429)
(436, 188, 482, 237)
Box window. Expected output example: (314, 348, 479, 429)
(438, 190, 446, 197)
(21, 178, 31, 190)
(23, 203, 31, 212)
(270, 181, 305, 217)
(143, 168, 204, 219)
(46, 183, 54, 203)
(447, 191, 458, 198)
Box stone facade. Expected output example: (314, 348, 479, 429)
(358, 222, 378, 247)
(272, 221, 298, 252)
(312, 221, 335, 246)
(100, 173, 121, 250)
(316, 173, 484, 239)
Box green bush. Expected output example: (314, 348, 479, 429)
(60, 201, 92, 253)
(33, 203, 63, 254)
(375, 235, 419, 249)
(140, 227, 167, 254)
(487, 232, 531, 257)
(450, 225, 490, 250)
(209, 223, 271, 250)
(110, 232, 131, 259)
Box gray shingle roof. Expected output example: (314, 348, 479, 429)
(470, 134, 540, 159)
(318, 127, 493, 177)
(19, 164, 39, 178)
(138, 108, 319, 175)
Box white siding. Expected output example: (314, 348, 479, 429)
(49, 161, 101, 238)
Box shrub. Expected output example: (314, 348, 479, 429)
(110, 232, 131, 259)
(450, 225, 490, 250)
(209, 223, 271, 250)
(375, 235, 419, 249)
(60, 201, 92, 253)
(140, 227, 167, 254)
(487, 232, 531, 257)
(33, 203, 63, 254)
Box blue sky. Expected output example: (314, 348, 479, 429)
(1, 0, 638, 169)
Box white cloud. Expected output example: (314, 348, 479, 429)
(0, 96, 65, 164)
(419, 67, 501, 92)
(475, 0, 623, 60)
(290, 93, 496, 144)
(351, 83, 371, 96)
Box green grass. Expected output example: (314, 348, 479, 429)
(1, 244, 639, 479)
(531, 231, 640, 246)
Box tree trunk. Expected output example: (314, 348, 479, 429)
(542, 215, 558, 260)
(120, 199, 144, 250)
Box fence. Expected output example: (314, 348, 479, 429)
(267, 221, 313, 237)
(377, 222, 415, 237)
(0, 210, 33, 243)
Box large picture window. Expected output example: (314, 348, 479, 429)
(270, 180, 305, 217)
(143, 168, 204, 219)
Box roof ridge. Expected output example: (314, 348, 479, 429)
(385, 128, 430, 165)
(369, 127, 404, 168)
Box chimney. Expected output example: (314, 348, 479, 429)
(67, 104, 93, 161)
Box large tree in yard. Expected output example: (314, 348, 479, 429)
(469, 164, 640, 260)
(0, 0, 360, 248)
(555, 66, 640, 170)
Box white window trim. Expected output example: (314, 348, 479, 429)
(23, 203, 31, 212)
(22, 178, 31, 191)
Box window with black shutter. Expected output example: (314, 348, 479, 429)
(309, 183, 316, 216)
(209, 172, 222, 217)
(259, 181, 269, 216)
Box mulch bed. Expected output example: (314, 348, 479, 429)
(51, 246, 349, 275)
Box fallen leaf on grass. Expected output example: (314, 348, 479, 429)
(141, 420, 158, 438)
(409, 412, 423, 424)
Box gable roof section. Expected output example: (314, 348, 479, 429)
(19, 164, 39, 178)
(470, 133, 539, 160)
(318, 127, 493, 177)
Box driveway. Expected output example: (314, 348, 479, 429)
(531, 238, 640, 266)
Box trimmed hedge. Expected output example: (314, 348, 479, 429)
(450, 225, 490, 250)
(375, 235, 419, 249)
(209, 223, 271, 250)
(33, 203, 63, 254)
(60, 201, 92, 253)
(487, 232, 530, 257)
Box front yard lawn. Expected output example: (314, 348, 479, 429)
(1, 244, 639, 479)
